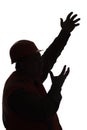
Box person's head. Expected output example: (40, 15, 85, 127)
(10, 40, 43, 78)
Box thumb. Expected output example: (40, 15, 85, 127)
(49, 71, 54, 81)
(60, 18, 63, 27)
(60, 65, 66, 75)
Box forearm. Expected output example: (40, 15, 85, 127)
(48, 85, 62, 105)
(42, 29, 70, 63)
(8, 89, 61, 121)
(51, 29, 71, 56)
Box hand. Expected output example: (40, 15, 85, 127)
(60, 12, 80, 33)
(49, 65, 70, 91)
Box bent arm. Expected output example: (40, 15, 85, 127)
(8, 88, 61, 121)
(41, 30, 70, 82)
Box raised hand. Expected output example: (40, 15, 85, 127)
(60, 12, 80, 33)
(49, 65, 70, 91)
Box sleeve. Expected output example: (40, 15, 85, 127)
(8, 88, 61, 121)
(41, 30, 71, 82)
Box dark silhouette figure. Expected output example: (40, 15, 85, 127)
(2, 12, 80, 130)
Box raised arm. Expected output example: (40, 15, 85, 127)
(8, 66, 69, 121)
(41, 12, 80, 82)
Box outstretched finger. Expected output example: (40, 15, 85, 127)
(74, 23, 80, 27)
(71, 14, 77, 20)
(67, 12, 73, 19)
(49, 71, 54, 80)
(60, 65, 66, 75)
(64, 67, 70, 77)
(60, 18, 63, 27)
(74, 18, 80, 23)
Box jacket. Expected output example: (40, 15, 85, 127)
(3, 71, 62, 130)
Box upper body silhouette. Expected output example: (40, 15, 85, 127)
(2, 12, 80, 130)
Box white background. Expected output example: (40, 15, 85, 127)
(0, 0, 86, 130)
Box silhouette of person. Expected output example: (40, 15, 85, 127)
(2, 12, 80, 130)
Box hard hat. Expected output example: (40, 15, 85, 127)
(10, 40, 40, 64)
